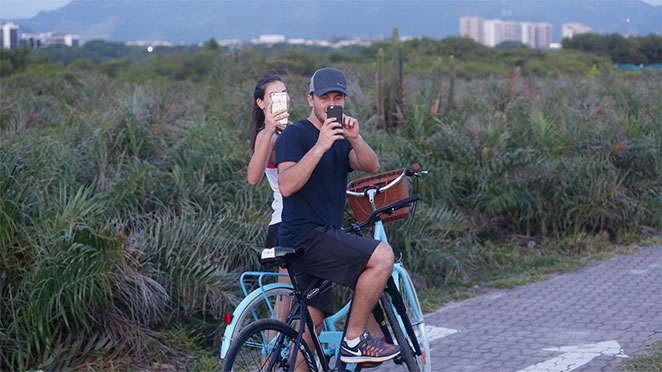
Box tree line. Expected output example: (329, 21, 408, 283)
(562, 33, 662, 65)
(3, 33, 660, 81)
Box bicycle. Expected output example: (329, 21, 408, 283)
(221, 165, 431, 371)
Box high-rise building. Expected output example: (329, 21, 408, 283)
(502, 21, 523, 44)
(521, 22, 537, 48)
(562, 22, 592, 39)
(535, 23, 553, 49)
(460, 16, 484, 43)
(1, 22, 19, 49)
(460, 17, 554, 49)
(482, 19, 503, 47)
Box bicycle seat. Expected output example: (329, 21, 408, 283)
(258, 246, 303, 267)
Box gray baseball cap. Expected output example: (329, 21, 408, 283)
(309, 67, 348, 96)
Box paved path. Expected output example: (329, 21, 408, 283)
(381, 245, 662, 372)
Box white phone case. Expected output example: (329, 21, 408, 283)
(271, 92, 288, 125)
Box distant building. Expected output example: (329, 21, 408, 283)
(1, 22, 19, 49)
(41, 32, 80, 47)
(535, 23, 553, 49)
(216, 38, 242, 47)
(502, 21, 523, 44)
(19, 32, 80, 48)
(483, 19, 502, 47)
(521, 22, 537, 48)
(19, 34, 41, 49)
(460, 16, 483, 43)
(562, 22, 592, 39)
(126, 40, 173, 47)
(461, 17, 553, 49)
(255, 34, 286, 44)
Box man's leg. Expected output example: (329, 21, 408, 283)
(345, 242, 393, 339)
(367, 315, 384, 339)
(291, 227, 398, 363)
(294, 306, 325, 372)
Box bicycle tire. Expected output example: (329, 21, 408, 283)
(229, 286, 294, 344)
(222, 319, 317, 372)
(397, 271, 431, 372)
(381, 294, 419, 371)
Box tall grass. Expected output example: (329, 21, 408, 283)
(1, 61, 660, 369)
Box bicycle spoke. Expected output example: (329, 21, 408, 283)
(222, 319, 316, 372)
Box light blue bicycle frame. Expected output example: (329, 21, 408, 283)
(219, 218, 424, 363)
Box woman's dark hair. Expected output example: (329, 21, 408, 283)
(251, 75, 284, 150)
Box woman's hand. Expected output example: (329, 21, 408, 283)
(265, 102, 289, 133)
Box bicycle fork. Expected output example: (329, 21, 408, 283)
(384, 277, 422, 355)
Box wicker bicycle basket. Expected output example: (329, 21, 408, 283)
(347, 168, 410, 225)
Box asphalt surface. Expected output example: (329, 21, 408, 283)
(378, 244, 662, 372)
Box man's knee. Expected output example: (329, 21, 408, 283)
(370, 242, 394, 271)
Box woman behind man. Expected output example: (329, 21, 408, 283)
(247, 75, 290, 243)
(247, 75, 291, 320)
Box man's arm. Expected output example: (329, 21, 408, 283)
(348, 134, 379, 174)
(343, 115, 379, 174)
(278, 117, 344, 197)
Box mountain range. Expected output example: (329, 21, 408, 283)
(9, 0, 662, 43)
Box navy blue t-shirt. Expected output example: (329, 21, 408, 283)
(275, 119, 353, 248)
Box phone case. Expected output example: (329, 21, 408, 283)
(327, 105, 342, 124)
(271, 92, 288, 125)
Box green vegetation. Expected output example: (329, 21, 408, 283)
(0, 36, 618, 81)
(563, 33, 662, 65)
(1, 36, 661, 370)
(619, 341, 662, 372)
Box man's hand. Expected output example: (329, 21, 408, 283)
(343, 114, 379, 174)
(342, 114, 360, 141)
(316, 116, 344, 152)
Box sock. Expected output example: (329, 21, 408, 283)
(343, 336, 361, 348)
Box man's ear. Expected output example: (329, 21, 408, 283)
(307, 94, 314, 107)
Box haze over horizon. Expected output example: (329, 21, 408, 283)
(2, 0, 662, 19)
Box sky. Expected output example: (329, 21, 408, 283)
(1, 0, 71, 19)
(1, 0, 662, 19)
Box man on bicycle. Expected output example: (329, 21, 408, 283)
(275, 67, 401, 364)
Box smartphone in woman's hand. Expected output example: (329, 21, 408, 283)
(271, 92, 288, 125)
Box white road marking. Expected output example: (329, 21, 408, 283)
(425, 325, 458, 342)
(515, 340, 628, 372)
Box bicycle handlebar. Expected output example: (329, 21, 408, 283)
(346, 164, 424, 198)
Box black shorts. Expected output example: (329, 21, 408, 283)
(265, 223, 280, 248)
(266, 222, 337, 315)
(292, 226, 379, 314)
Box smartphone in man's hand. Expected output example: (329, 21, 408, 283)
(326, 105, 342, 127)
(271, 92, 288, 125)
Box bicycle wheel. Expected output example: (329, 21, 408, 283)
(381, 294, 419, 371)
(232, 286, 294, 339)
(397, 271, 431, 372)
(222, 319, 317, 372)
